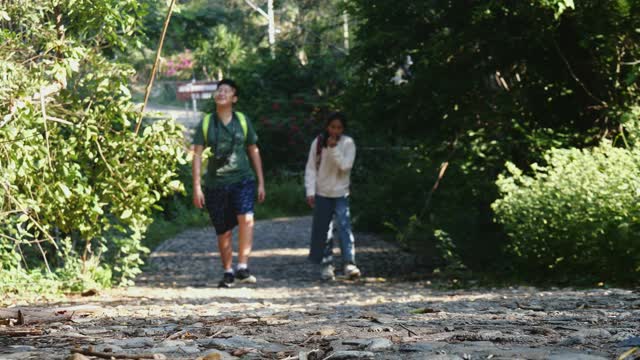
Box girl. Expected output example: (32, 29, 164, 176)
(304, 112, 360, 280)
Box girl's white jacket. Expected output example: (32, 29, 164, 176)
(304, 135, 356, 198)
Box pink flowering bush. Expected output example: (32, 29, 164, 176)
(161, 50, 194, 79)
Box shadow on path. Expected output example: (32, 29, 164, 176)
(136, 216, 428, 289)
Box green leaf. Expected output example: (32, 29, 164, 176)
(120, 209, 132, 220)
(58, 183, 72, 198)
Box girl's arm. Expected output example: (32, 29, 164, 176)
(328, 137, 356, 171)
(304, 138, 318, 207)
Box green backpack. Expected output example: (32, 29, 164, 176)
(202, 111, 248, 149)
(202, 112, 247, 174)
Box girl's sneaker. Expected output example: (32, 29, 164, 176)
(321, 264, 335, 281)
(344, 263, 361, 279)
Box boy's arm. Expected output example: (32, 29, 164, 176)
(192, 145, 205, 208)
(247, 144, 266, 203)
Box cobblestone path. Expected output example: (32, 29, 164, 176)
(1, 217, 639, 360)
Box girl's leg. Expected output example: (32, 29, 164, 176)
(308, 196, 335, 264)
(334, 196, 356, 264)
(322, 218, 336, 265)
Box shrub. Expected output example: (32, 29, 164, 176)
(492, 142, 640, 283)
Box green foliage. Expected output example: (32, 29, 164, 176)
(492, 141, 640, 282)
(226, 45, 347, 172)
(143, 163, 209, 252)
(539, 0, 575, 18)
(0, 0, 186, 295)
(195, 24, 246, 78)
(344, 0, 640, 273)
(255, 174, 310, 220)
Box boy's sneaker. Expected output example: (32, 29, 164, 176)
(321, 264, 335, 281)
(218, 272, 235, 288)
(236, 268, 257, 284)
(344, 263, 361, 279)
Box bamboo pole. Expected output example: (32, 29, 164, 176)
(134, 0, 177, 136)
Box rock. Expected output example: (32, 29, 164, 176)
(158, 340, 187, 347)
(576, 329, 611, 338)
(237, 318, 259, 324)
(199, 349, 237, 360)
(619, 336, 640, 347)
(559, 335, 587, 346)
(342, 339, 371, 347)
(197, 336, 285, 352)
(92, 344, 124, 353)
(0, 353, 39, 359)
(105, 337, 155, 348)
(7, 345, 35, 351)
(399, 342, 437, 352)
(66, 354, 90, 360)
(79, 327, 110, 335)
(367, 338, 393, 351)
(548, 353, 608, 360)
(324, 350, 375, 359)
(316, 327, 336, 336)
(136, 326, 177, 336)
(151, 345, 200, 354)
(198, 353, 222, 360)
(340, 338, 393, 351)
(367, 325, 393, 332)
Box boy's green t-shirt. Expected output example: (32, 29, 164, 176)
(193, 112, 259, 187)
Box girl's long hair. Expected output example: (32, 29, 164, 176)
(320, 112, 347, 148)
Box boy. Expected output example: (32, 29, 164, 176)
(192, 79, 266, 288)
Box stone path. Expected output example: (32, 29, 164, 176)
(1, 216, 639, 360)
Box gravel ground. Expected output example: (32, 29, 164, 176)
(1, 216, 639, 360)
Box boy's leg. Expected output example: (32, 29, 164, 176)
(232, 179, 257, 283)
(309, 196, 334, 264)
(334, 197, 356, 265)
(205, 185, 238, 287)
(217, 230, 234, 271)
(237, 213, 254, 265)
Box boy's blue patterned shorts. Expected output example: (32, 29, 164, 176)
(205, 178, 256, 235)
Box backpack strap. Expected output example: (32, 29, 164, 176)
(202, 113, 212, 147)
(202, 112, 248, 147)
(235, 111, 248, 139)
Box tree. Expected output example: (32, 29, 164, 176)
(343, 0, 640, 270)
(0, 0, 186, 293)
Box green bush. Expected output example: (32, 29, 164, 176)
(0, 1, 186, 295)
(492, 142, 640, 283)
(351, 139, 509, 272)
(255, 173, 311, 220)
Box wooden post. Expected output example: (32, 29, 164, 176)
(268, 0, 275, 59)
(343, 10, 350, 54)
(244, 0, 276, 59)
(135, 0, 177, 136)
